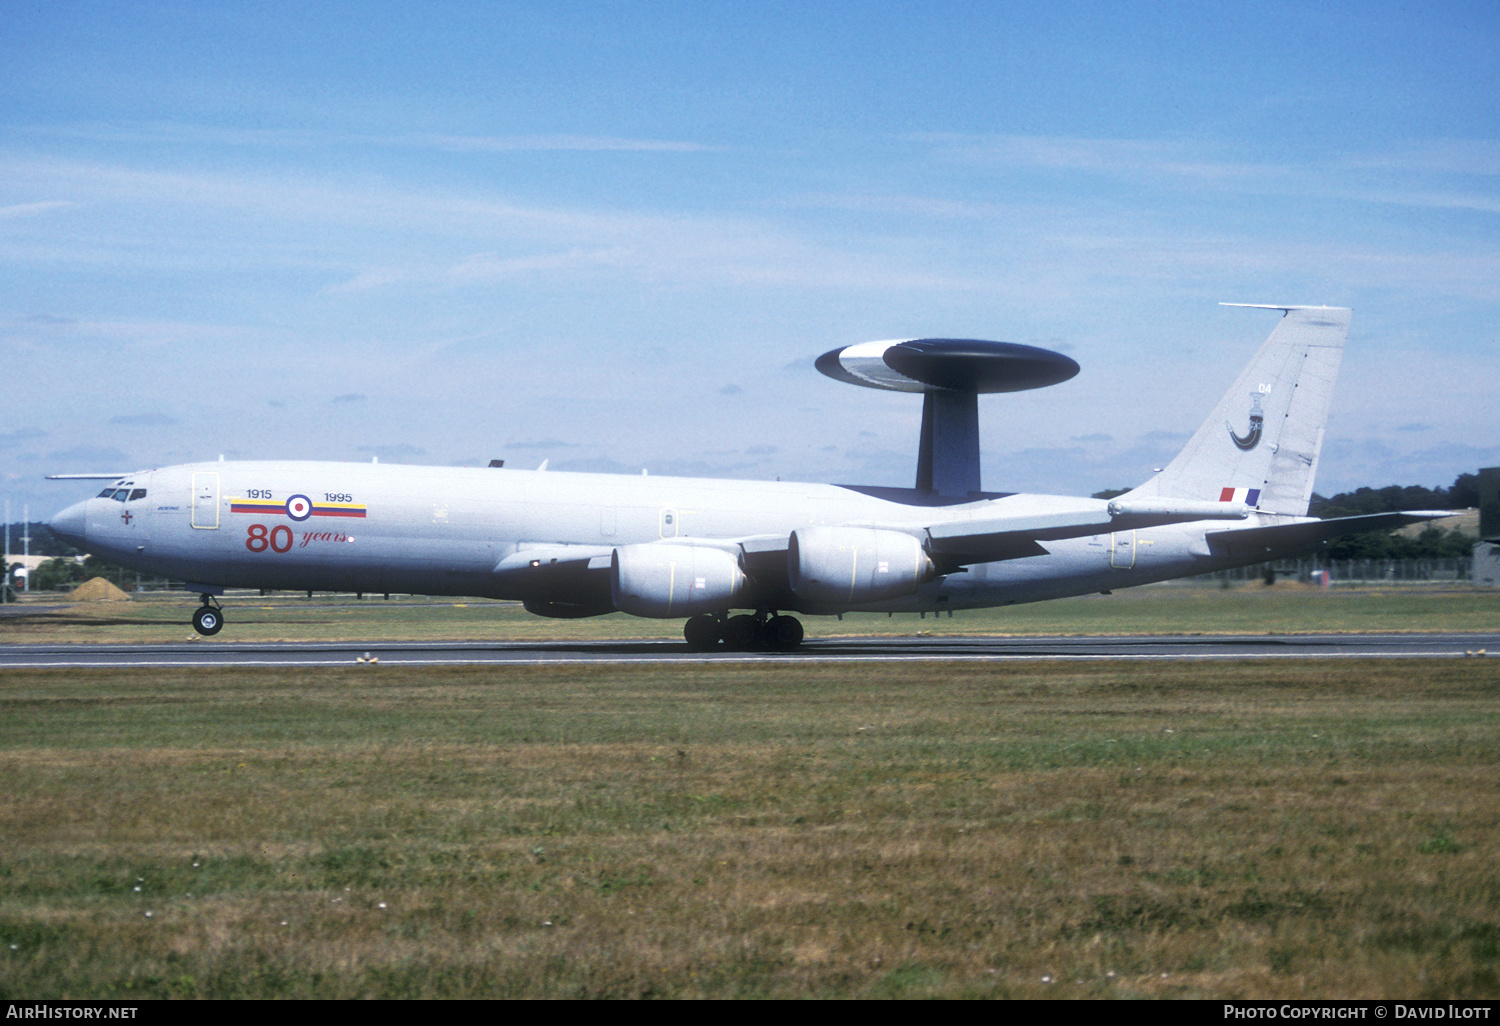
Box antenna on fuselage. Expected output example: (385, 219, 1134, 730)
(815, 338, 1079, 498)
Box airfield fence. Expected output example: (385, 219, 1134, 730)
(127, 558, 1474, 593)
(20, 559, 1484, 596)
(1197, 557, 1474, 586)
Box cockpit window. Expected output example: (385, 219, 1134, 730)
(97, 488, 117, 499)
(128, 489, 147, 501)
(113, 490, 128, 502)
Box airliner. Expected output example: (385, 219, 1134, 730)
(47, 304, 1440, 650)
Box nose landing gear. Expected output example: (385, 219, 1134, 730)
(682, 611, 804, 652)
(192, 596, 224, 636)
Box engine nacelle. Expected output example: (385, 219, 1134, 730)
(788, 526, 935, 606)
(610, 543, 747, 618)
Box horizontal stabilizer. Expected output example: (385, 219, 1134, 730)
(925, 501, 1251, 565)
(1204, 511, 1454, 561)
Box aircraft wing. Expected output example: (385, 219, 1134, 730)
(1202, 510, 1457, 561)
(675, 500, 1261, 581)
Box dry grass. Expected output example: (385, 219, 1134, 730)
(3, 659, 1499, 998)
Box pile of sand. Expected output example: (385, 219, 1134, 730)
(69, 577, 131, 602)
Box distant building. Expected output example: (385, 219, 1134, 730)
(5, 554, 84, 594)
(1476, 467, 1500, 588)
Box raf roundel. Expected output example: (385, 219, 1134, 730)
(285, 494, 313, 521)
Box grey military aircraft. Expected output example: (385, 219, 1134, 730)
(47, 304, 1442, 650)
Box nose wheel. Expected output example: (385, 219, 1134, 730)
(192, 598, 224, 636)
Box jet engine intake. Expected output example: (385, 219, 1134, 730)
(610, 543, 747, 618)
(788, 526, 935, 606)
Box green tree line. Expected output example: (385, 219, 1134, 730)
(24, 555, 140, 592)
(1310, 473, 1478, 560)
(3, 522, 141, 593)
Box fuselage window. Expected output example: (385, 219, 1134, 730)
(128, 489, 147, 501)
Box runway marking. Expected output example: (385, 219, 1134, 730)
(0, 652, 1490, 669)
(3, 632, 1495, 668)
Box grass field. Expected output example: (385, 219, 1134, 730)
(3, 653, 1500, 999)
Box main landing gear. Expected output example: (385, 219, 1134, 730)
(192, 595, 224, 636)
(683, 611, 804, 652)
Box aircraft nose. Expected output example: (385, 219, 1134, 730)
(49, 500, 89, 550)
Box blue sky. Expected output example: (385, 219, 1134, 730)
(4, 0, 1499, 517)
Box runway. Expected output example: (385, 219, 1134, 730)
(0, 631, 1496, 668)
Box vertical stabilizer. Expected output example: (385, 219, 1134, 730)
(1124, 305, 1349, 517)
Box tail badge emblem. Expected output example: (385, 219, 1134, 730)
(1228, 392, 1265, 451)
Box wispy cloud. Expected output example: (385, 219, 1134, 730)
(0, 428, 47, 448)
(325, 247, 624, 294)
(789, 192, 1006, 219)
(913, 133, 1274, 181)
(1341, 140, 1500, 177)
(2, 153, 1013, 296)
(1333, 188, 1500, 216)
(0, 201, 74, 219)
(0, 315, 262, 351)
(356, 443, 426, 459)
(27, 121, 723, 154)
(46, 445, 129, 467)
(404, 133, 724, 154)
(109, 413, 178, 427)
(505, 438, 580, 450)
(914, 133, 1500, 218)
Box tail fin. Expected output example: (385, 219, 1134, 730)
(1124, 304, 1349, 517)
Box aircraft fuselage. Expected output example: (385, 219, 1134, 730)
(72, 459, 1294, 615)
(53, 305, 1416, 647)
